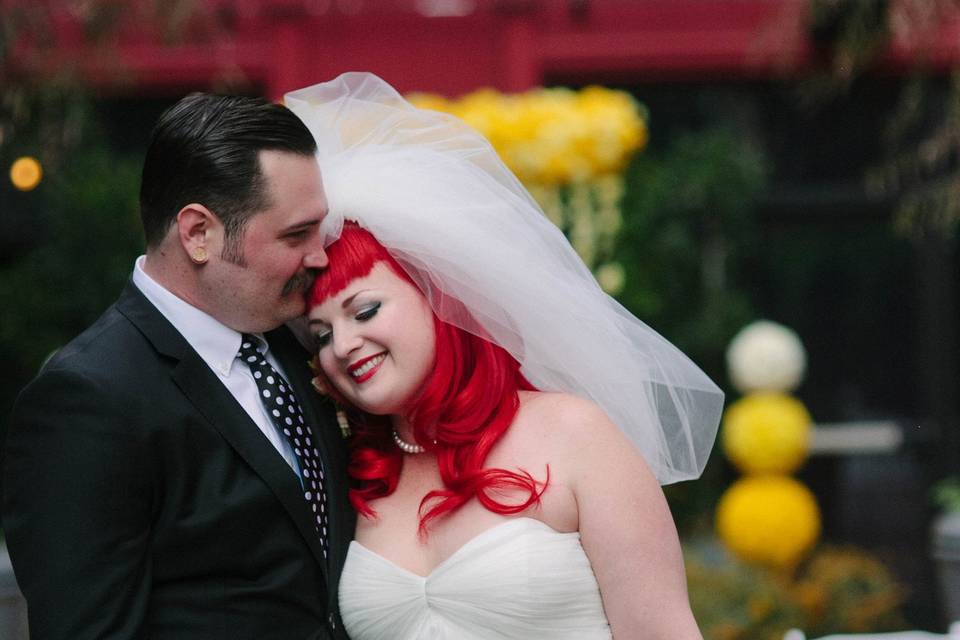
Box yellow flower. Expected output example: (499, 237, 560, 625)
(406, 92, 452, 114)
(716, 475, 821, 570)
(407, 85, 646, 186)
(792, 546, 907, 634)
(722, 392, 812, 475)
(595, 262, 626, 295)
(10, 156, 43, 191)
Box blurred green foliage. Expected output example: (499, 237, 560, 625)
(0, 95, 144, 445)
(932, 476, 960, 513)
(685, 537, 907, 640)
(686, 537, 805, 640)
(0, 142, 143, 367)
(618, 128, 766, 384)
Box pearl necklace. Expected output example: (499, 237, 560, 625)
(392, 429, 427, 454)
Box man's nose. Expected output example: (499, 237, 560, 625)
(303, 237, 329, 269)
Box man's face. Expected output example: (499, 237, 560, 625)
(202, 150, 329, 333)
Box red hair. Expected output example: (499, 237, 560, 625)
(308, 222, 545, 532)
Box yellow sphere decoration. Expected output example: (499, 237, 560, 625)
(10, 156, 43, 191)
(722, 392, 812, 475)
(716, 475, 821, 569)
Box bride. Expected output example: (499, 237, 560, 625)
(287, 73, 724, 639)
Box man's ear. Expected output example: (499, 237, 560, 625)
(177, 203, 217, 265)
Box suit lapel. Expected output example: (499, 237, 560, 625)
(116, 283, 330, 573)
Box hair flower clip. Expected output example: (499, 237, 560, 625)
(307, 356, 351, 438)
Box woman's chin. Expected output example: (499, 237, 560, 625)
(348, 392, 404, 417)
(335, 377, 420, 417)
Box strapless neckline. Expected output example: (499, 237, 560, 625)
(349, 517, 576, 579)
(339, 515, 612, 639)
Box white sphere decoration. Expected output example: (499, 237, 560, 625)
(726, 320, 807, 394)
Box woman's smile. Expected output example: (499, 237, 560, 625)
(349, 352, 387, 383)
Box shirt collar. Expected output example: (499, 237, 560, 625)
(132, 255, 266, 376)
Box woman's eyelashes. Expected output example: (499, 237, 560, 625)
(355, 301, 381, 322)
(314, 301, 382, 349)
(315, 329, 332, 348)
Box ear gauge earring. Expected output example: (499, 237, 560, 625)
(191, 247, 208, 264)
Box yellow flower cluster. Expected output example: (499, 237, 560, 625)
(409, 86, 646, 295)
(792, 546, 906, 634)
(716, 476, 821, 570)
(722, 393, 811, 475)
(409, 86, 647, 186)
(685, 539, 805, 639)
(684, 538, 906, 637)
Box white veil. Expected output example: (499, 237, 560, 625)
(285, 72, 723, 485)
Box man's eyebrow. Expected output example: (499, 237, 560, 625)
(279, 219, 321, 235)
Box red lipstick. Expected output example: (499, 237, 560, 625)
(348, 352, 386, 383)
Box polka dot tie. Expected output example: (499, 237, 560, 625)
(238, 334, 329, 559)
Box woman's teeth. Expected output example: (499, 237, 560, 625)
(351, 354, 386, 379)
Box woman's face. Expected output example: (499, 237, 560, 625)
(308, 262, 436, 416)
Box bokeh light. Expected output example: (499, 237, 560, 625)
(10, 156, 43, 191)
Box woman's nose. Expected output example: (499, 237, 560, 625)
(331, 327, 362, 360)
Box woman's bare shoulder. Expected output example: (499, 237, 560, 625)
(515, 391, 622, 449)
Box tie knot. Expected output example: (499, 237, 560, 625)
(237, 334, 264, 362)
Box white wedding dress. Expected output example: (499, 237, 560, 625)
(338, 517, 613, 639)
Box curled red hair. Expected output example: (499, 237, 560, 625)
(308, 222, 545, 532)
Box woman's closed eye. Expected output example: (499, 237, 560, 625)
(314, 328, 332, 348)
(313, 302, 380, 349)
(355, 301, 381, 322)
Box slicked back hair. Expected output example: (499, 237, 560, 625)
(139, 93, 317, 258)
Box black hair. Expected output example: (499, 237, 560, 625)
(139, 93, 317, 256)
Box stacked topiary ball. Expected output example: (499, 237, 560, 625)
(715, 321, 821, 572)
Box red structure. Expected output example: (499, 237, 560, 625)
(7, 0, 960, 99)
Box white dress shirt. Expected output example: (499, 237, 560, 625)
(132, 256, 300, 474)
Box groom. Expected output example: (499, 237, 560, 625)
(2, 93, 354, 639)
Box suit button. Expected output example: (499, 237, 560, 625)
(328, 613, 336, 630)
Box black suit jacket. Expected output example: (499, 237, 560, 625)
(1, 282, 355, 639)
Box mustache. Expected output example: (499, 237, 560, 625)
(282, 270, 316, 297)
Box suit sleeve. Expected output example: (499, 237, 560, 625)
(2, 365, 155, 639)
